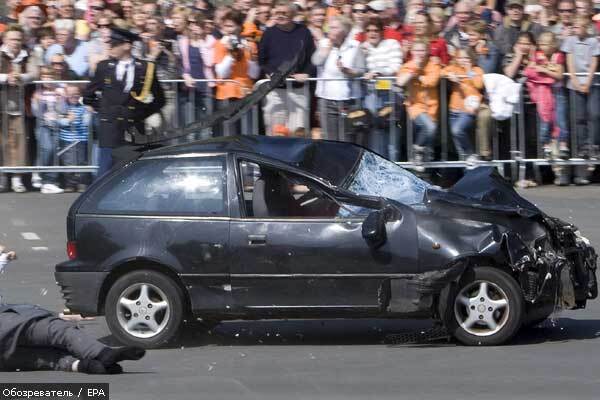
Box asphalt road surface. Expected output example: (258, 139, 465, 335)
(1, 187, 600, 400)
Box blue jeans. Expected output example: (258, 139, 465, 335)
(177, 87, 212, 138)
(538, 121, 553, 147)
(173, 88, 214, 144)
(554, 86, 570, 144)
(413, 113, 437, 149)
(60, 140, 89, 188)
(539, 87, 571, 146)
(449, 111, 475, 157)
(364, 90, 400, 158)
(573, 87, 600, 155)
(35, 125, 58, 184)
(96, 147, 113, 180)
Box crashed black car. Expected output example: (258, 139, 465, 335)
(55, 136, 598, 348)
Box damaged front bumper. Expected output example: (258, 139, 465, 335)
(546, 219, 598, 308)
(509, 217, 597, 310)
(381, 218, 597, 318)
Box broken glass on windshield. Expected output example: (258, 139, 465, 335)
(344, 151, 432, 206)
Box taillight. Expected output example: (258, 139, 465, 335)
(67, 241, 77, 260)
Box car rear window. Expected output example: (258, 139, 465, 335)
(81, 157, 227, 216)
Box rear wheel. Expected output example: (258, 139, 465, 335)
(448, 267, 524, 346)
(105, 270, 185, 349)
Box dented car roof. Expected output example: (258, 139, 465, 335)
(143, 136, 363, 186)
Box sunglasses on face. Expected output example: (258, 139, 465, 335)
(91, 6, 104, 10)
(353, 8, 367, 12)
(98, 24, 111, 28)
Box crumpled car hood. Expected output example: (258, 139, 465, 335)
(423, 167, 541, 218)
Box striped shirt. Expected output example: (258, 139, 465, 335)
(363, 39, 403, 76)
(58, 104, 90, 142)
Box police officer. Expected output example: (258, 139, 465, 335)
(0, 244, 146, 374)
(83, 27, 166, 177)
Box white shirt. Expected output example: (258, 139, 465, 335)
(116, 58, 135, 92)
(311, 37, 366, 101)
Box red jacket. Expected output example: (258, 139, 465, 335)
(404, 37, 450, 66)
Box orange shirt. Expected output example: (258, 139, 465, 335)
(241, 22, 263, 42)
(326, 6, 340, 19)
(213, 40, 257, 100)
(398, 60, 441, 121)
(442, 64, 484, 113)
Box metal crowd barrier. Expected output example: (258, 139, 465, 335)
(0, 78, 243, 174)
(2, 74, 599, 182)
(517, 73, 600, 184)
(251, 77, 513, 176)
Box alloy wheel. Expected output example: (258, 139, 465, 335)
(116, 283, 171, 339)
(453, 280, 510, 337)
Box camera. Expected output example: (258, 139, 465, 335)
(229, 36, 243, 51)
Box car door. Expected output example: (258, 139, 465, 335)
(229, 158, 419, 311)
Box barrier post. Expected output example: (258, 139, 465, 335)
(303, 81, 311, 138)
(1, 84, 7, 179)
(389, 81, 400, 162)
(440, 78, 448, 161)
(406, 111, 413, 161)
(517, 85, 527, 182)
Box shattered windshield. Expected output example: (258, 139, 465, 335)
(343, 151, 432, 205)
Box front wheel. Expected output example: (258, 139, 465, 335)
(105, 270, 185, 349)
(447, 267, 524, 346)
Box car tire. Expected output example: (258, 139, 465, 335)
(105, 270, 185, 349)
(523, 315, 551, 328)
(447, 267, 524, 346)
(523, 317, 548, 328)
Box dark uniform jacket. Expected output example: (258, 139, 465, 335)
(0, 304, 53, 368)
(82, 57, 166, 148)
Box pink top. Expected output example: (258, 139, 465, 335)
(179, 35, 216, 85)
(524, 52, 565, 134)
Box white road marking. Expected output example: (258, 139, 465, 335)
(31, 246, 49, 251)
(21, 232, 41, 240)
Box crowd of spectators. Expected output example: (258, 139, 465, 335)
(1, 0, 600, 193)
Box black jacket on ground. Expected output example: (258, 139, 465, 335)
(0, 304, 53, 369)
(83, 57, 166, 148)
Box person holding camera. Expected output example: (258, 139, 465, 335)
(0, 243, 146, 374)
(214, 10, 260, 136)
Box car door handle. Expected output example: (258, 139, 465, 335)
(248, 234, 267, 246)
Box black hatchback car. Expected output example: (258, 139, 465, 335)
(55, 136, 598, 348)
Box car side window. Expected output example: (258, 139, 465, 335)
(239, 161, 369, 219)
(86, 157, 227, 216)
